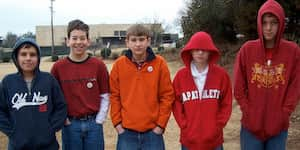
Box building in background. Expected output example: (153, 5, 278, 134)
(36, 23, 179, 56)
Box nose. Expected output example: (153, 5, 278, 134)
(75, 38, 81, 44)
(265, 23, 271, 30)
(135, 40, 142, 46)
(195, 50, 204, 54)
(25, 54, 31, 59)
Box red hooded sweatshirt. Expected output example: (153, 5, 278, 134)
(173, 32, 232, 150)
(234, 0, 300, 141)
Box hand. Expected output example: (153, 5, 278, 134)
(64, 118, 71, 126)
(115, 124, 125, 134)
(152, 126, 164, 135)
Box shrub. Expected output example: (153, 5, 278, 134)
(111, 52, 120, 60)
(1, 49, 12, 62)
(101, 48, 111, 59)
(121, 49, 128, 56)
(158, 46, 164, 52)
(51, 55, 59, 62)
(2, 57, 10, 62)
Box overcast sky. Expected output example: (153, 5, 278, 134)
(0, 0, 186, 37)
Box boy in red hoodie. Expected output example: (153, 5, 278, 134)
(173, 31, 232, 150)
(234, 0, 300, 150)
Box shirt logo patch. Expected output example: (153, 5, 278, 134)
(251, 63, 285, 88)
(182, 89, 220, 102)
(147, 66, 153, 72)
(87, 82, 93, 89)
(11, 92, 48, 110)
(39, 104, 47, 112)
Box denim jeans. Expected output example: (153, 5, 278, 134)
(240, 126, 287, 150)
(181, 145, 224, 150)
(62, 118, 104, 150)
(117, 129, 165, 150)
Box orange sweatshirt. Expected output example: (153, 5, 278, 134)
(110, 49, 174, 132)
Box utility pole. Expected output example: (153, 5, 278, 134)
(50, 0, 55, 60)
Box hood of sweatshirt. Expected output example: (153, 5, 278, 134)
(12, 37, 41, 73)
(181, 31, 220, 68)
(257, 0, 285, 49)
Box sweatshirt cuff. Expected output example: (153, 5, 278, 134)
(282, 108, 292, 116)
(114, 122, 122, 128)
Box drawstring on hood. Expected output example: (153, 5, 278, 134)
(257, 0, 285, 49)
(12, 38, 41, 73)
(181, 31, 220, 67)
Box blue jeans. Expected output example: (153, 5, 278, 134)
(181, 145, 224, 150)
(117, 129, 165, 150)
(62, 118, 104, 150)
(240, 126, 287, 150)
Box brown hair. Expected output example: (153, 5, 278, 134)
(67, 19, 89, 39)
(126, 24, 150, 39)
(19, 43, 34, 49)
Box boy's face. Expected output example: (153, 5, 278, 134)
(126, 35, 150, 57)
(262, 13, 279, 43)
(67, 29, 90, 56)
(191, 49, 209, 65)
(17, 46, 38, 74)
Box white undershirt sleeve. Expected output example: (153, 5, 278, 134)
(95, 93, 110, 124)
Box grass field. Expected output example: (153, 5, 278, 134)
(0, 58, 299, 150)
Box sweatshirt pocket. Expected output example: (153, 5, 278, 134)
(281, 111, 290, 129)
(245, 107, 264, 134)
(265, 109, 284, 137)
(34, 119, 56, 147)
(201, 120, 220, 143)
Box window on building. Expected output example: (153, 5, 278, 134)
(120, 31, 126, 36)
(114, 31, 119, 36)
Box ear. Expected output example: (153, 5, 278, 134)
(87, 38, 91, 47)
(125, 39, 129, 48)
(147, 37, 151, 46)
(66, 37, 70, 47)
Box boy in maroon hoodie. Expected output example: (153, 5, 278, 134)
(173, 31, 232, 150)
(234, 0, 300, 150)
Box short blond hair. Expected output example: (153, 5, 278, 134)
(126, 24, 150, 39)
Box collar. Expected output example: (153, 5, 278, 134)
(125, 47, 156, 62)
(191, 61, 209, 78)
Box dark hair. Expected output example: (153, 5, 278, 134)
(126, 24, 150, 39)
(67, 19, 89, 39)
(14, 43, 38, 61)
(19, 43, 34, 50)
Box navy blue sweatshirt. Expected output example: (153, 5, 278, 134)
(0, 38, 67, 150)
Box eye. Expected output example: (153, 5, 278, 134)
(271, 21, 278, 25)
(71, 37, 77, 40)
(20, 52, 27, 56)
(30, 52, 37, 57)
(130, 38, 137, 42)
(139, 38, 146, 42)
(80, 36, 86, 41)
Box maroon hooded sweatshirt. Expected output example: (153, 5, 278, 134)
(234, 0, 300, 141)
(173, 31, 232, 149)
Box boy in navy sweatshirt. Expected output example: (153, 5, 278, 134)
(0, 38, 67, 150)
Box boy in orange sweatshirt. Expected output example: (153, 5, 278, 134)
(110, 24, 174, 150)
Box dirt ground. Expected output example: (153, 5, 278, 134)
(0, 59, 299, 150)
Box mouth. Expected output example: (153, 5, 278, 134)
(264, 32, 273, 36)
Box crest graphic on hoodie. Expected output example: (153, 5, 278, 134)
(251, 63, 285, 88)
